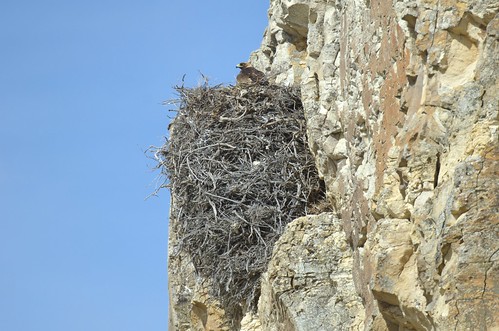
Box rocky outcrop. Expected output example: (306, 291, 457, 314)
(257, 213, 364, 331)
(168, 224, 231, 331)
(168, 0, 498, 329)
(249, 0, 498, 329)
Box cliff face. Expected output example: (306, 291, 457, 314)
(168, 0, 498, 330)
(249, 0, 498, 329)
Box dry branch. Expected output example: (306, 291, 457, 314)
(154, 83, 324, 320)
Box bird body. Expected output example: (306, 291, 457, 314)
(236, 62, 267, 85)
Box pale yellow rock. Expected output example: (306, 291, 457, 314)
(249, 0, 498, 329)
(258, 213, 365, 331)
(240, 312, 262, 331)
(168, 0, 499, 329)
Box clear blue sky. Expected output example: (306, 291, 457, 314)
(0, 1, 268, 330)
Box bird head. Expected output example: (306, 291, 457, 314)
(236, 62, 250, 69)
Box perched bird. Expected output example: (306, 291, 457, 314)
(236, 62, 267, 85)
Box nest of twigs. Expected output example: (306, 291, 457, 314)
(155, 83, 324, 320)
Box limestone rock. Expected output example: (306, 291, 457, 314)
(257, 213, 364, 331)
(168, 0, 498, 329)
(250, 0, 498, 329)
(168, 219, 231, 331)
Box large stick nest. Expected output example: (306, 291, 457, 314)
(155, 84, 324, 319)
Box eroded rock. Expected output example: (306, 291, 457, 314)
(250, 0, 498, 329)
(258, 213, 364, 331)
(168, 0, 498, 329)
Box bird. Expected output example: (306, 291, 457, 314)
(236, 62, 267, 85)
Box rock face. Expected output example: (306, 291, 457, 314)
(249, 0, 499, 329)
(257, 213, 365, 331)
(168, 0, 498, 329)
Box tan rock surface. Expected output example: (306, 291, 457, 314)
(168, 0, 498, 329)
(168, 214, 231, 330)
(250, 0, 498, 329)
(258, 213, 364, 331)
